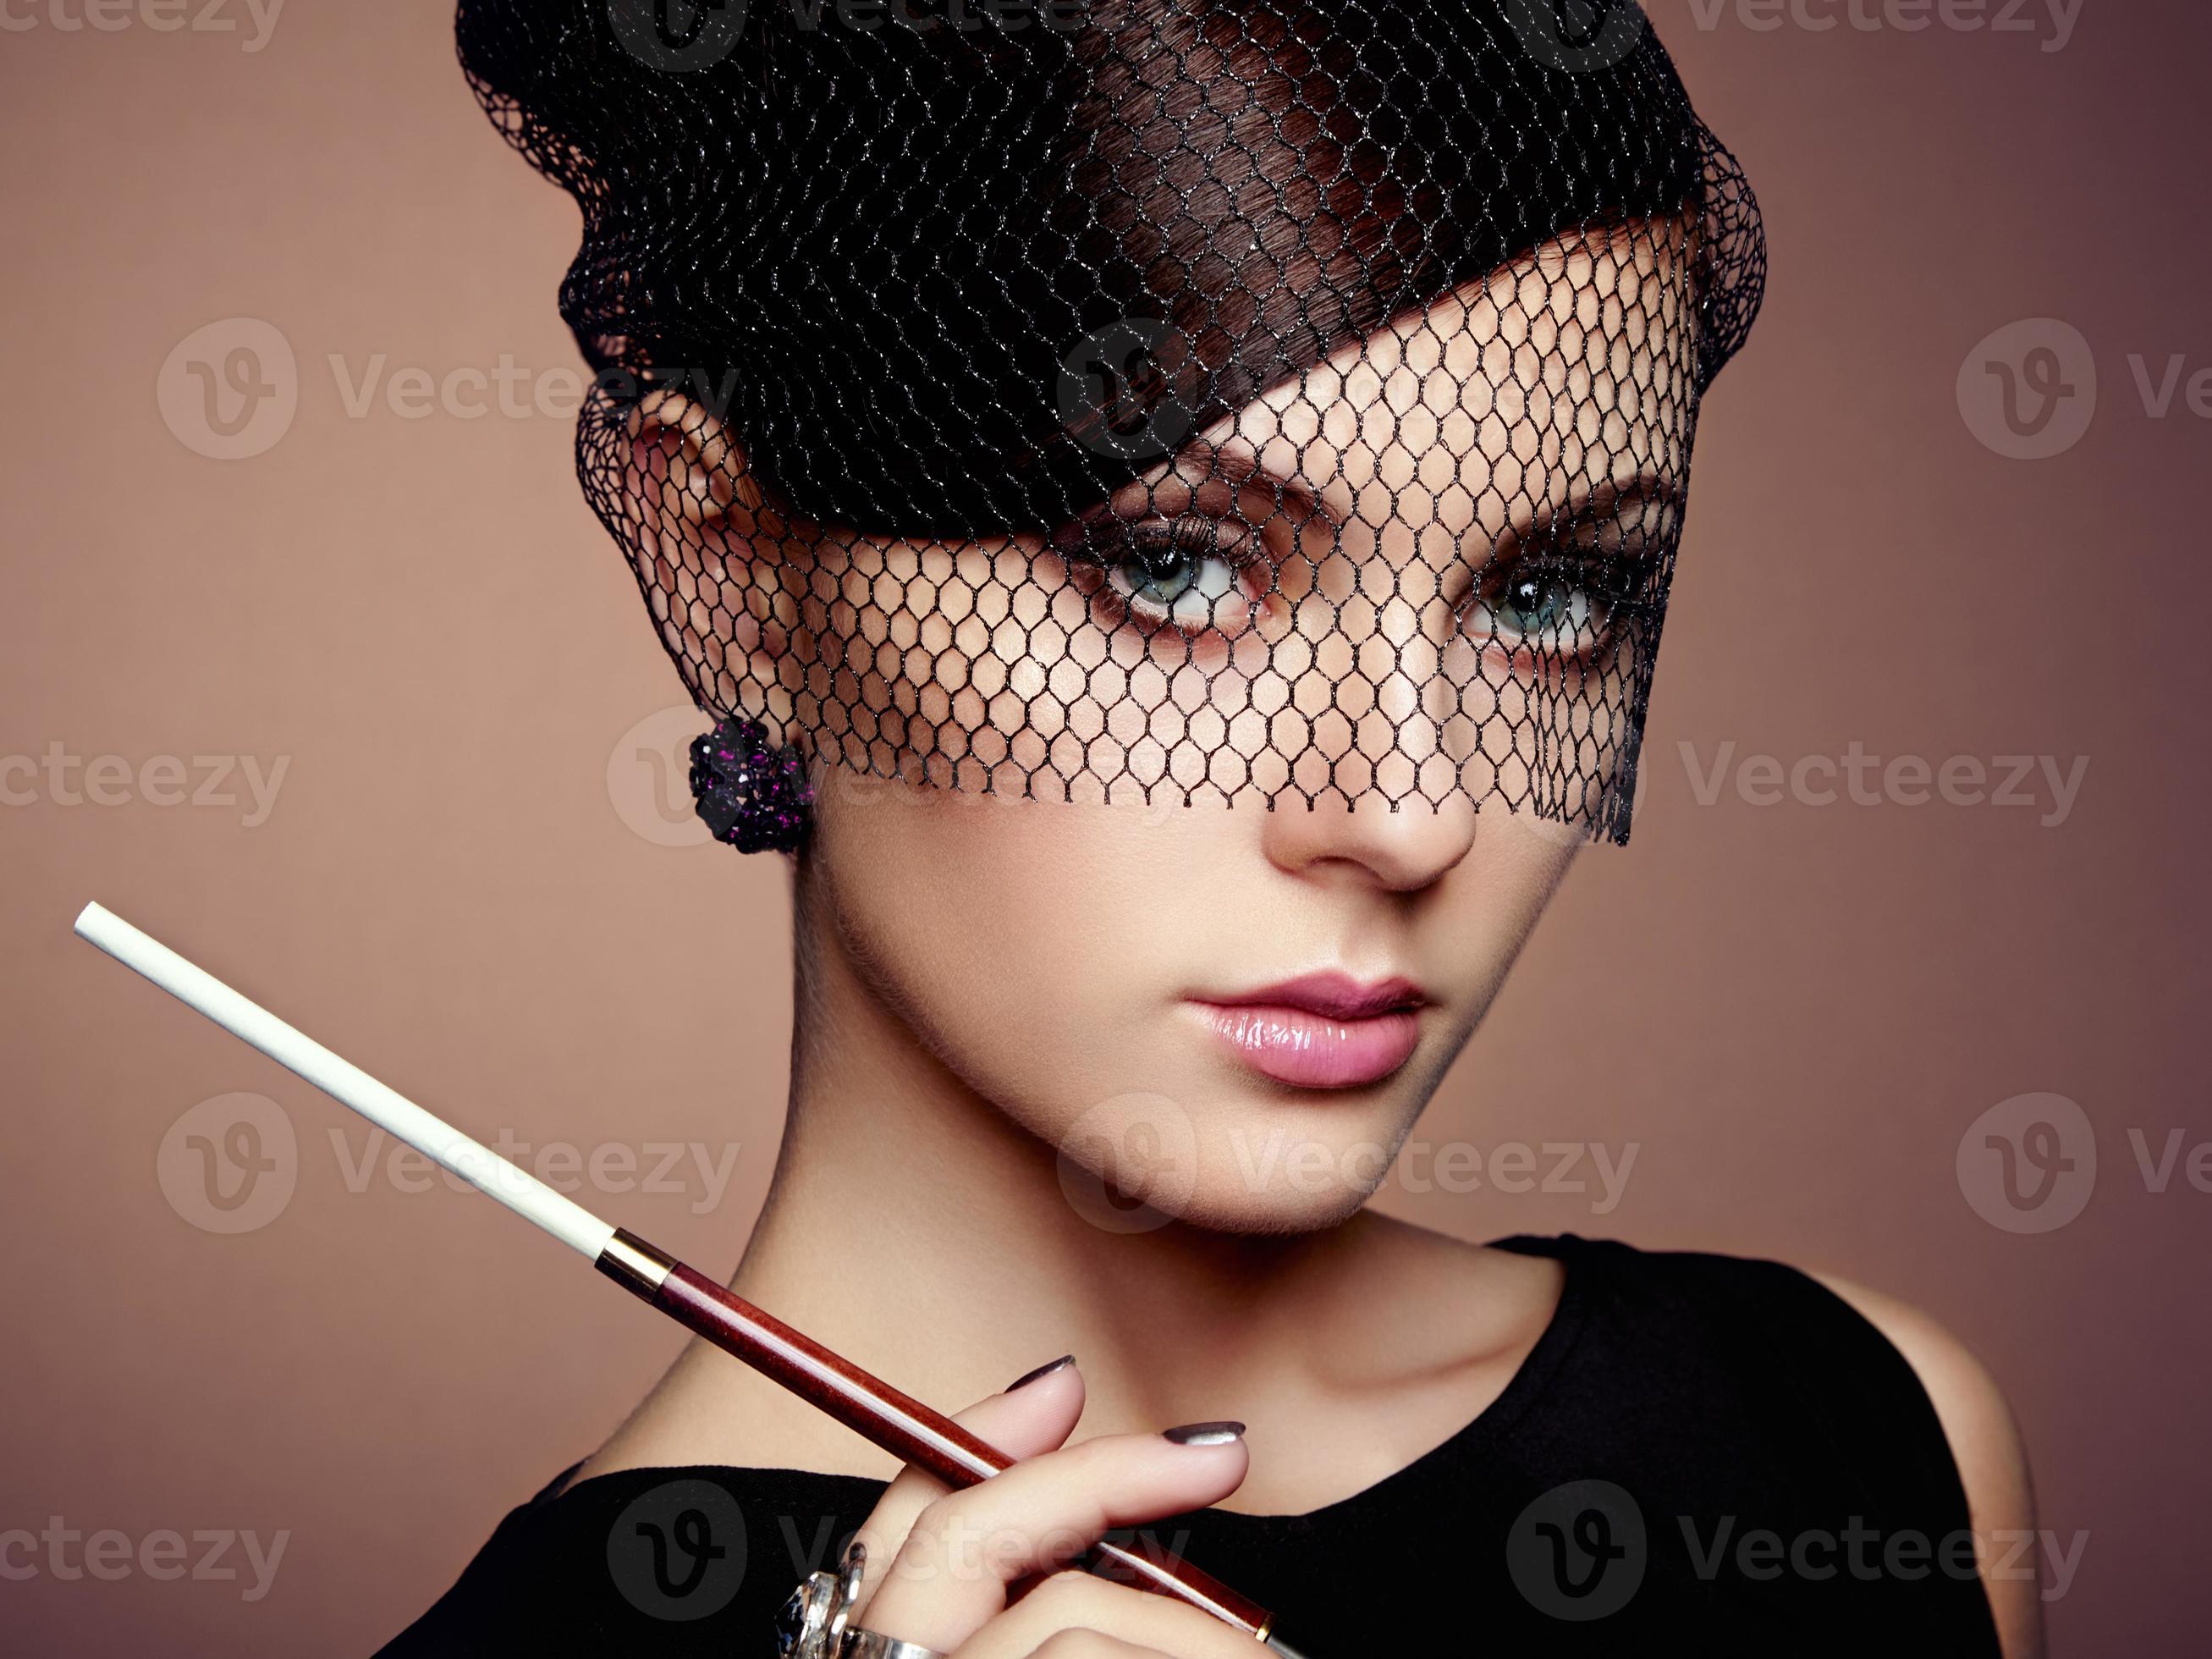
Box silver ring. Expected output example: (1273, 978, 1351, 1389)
(839, 1633, 949, 1659)
(775, 1540, 950, 1659)
(775, 1539, 867, 1659)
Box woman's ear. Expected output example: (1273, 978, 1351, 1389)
(612, 386, 799, 729)
(622, 384, 762, 531)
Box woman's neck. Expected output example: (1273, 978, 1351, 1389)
(582, 878, 1559, 1512)
(735, 890, 1373, 1435)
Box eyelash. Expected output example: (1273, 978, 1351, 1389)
(1068, 515, 1263, 637)
(1467, 541, 1656, 661)
(1063, 508, 1670, 656)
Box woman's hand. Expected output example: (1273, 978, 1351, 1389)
(841, 1359, 1258, 1657)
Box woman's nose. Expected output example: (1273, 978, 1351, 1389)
(1259, 788, 1478, 894)
(1257, 561, 1482, 891)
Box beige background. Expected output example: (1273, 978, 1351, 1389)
(3, 2, 2206, 1651)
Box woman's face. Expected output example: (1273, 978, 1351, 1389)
(669, 223, 1692, 1232)
(806, 768, 1582, 1233)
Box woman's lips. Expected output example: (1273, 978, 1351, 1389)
(1190, 973, 1428, 1090)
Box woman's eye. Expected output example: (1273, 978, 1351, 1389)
(1472, 560, 1612, 654)
(1100, 520, 1252, 631)
(1498, 570, 1591, 637)
(1469, 493, 1675, 659)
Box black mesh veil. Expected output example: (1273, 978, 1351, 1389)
(458, 0, 1763, 841)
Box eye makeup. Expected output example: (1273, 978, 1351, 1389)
(1465, 472, 1682, 673)
(1049, 460, 1309, 642)
(1049, 449, 1681, 677)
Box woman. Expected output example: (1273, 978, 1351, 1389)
(390, 1, 2035, 1652)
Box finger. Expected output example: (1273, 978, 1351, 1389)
(1012, 1638, 1166, 1659)
(861, 1425, 1251, 1654)
(849, 1357, 1087, 1615)
(952, 1574, 1257, 1659)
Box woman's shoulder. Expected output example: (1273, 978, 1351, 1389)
(1809, 1271, 2040, 1657)
(1493, 1233, 2000, 1422)
(1487, 1232, 2039, 1656)
(1494, 1232, 1977, 1371)
(1374, 1228, 2011, 1501)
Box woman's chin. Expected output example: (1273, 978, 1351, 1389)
(1047, 1129, 1391, 1239)
(1038, 1074, 1425, 1238)
(1181, 1177, 1380, 1236)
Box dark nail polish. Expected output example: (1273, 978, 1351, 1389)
(1005, 1354, 1076, 1392)
(1163, 1421, 1245, 1447)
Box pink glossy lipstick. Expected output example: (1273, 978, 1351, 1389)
(1191, 971, 1427, 1090)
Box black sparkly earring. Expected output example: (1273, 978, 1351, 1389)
(688, 716, 813, 854)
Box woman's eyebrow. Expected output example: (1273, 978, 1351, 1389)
(1153, 441, 1335, 530)
(1506, 468, 1684, 553)
(1043, 444, 1331, 553)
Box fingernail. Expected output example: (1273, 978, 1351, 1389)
(1004, 1354, 1076, 1392)
(1162, 1422, 1245, 1447)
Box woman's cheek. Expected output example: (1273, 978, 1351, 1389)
(810, 788, 1581, 1232)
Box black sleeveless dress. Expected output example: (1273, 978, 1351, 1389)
(379, 1237, 2003, 1656)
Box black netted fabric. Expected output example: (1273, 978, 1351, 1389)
(458, 0, 1764, 841)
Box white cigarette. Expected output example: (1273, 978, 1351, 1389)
(73, 901, 617, 1260)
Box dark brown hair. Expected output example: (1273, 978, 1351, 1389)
(457, 0, 1759, 536)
